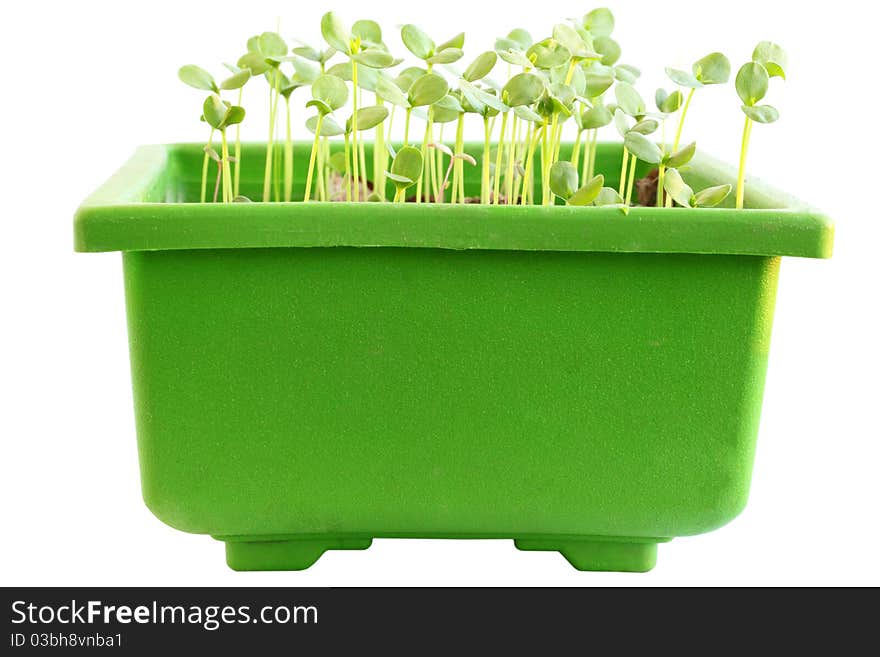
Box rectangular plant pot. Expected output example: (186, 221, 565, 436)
(75, 142, 832, 572)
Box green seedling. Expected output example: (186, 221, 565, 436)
(664, 53, 730, 207)
(735, 42, 786, 209)
(624, 132, 695, 206)
(304, 74, 348, 202)
(321, 13, 398, 200)
(614, 83, 658, 205)
(663, 167, 731, 208)
(201, 93, 246, 203)
(179, 65, 221, 203)
(494, 72, 544, 204)
(386, 145, 424, 202)
(548, 161, 604, 205)
(219, 64, 253, 198)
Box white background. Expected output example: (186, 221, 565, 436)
(1, 0, 877, 586)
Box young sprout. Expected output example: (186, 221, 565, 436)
(459, 81, 507, 203)
(303, 74, 349, 202)
(321, 12, 399, 201)
(734, 42, 786, 209)
(219, 65, 253, 198)
(178, 65, 220, 203)
(548, 161, 604, 205)
(664, 50, 731, 210)
(495, 72, 544, 204)
(425, 94, 465, 202)
(386, 146, 424, 202)
(663, 168, 732, 208)
(613, 83, 658, 205)
(623, 132, 695, 206)
(653, 87, 683, 205)
(344, 104, 389, 200)
(400, 24, 463, 202)
(238, 31, 288, 202)
(453, 51, 497, 203)
(201, 93, 246, 203)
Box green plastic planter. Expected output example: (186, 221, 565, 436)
(75, 142, 832, 572)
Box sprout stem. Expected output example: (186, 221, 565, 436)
(571, 129, 584, 170)
(374, 97, 386, 199)
(233, 88, 243, 197)
(521, 123, 541, 206)
(625, 153, 637, 207)
(672, 87, 695, 152)
(220, 129, 232, 203)
(284, 96, 293, 202)
(344, 130, 352, 202)
(201, 128, 214, 204)
(506, 113, 518, 204)
(351, 61, 360, 201)
(736, 115, 753, 209)
(262, 79, 278, 202)
(618, 149, 629, 198)
(404, 108, 412, 147)
(493, 112, 508, 204)
(587, 129, 598, 180)
(417, 108, 433, 203)
(303, 114, 324, 203)
(481, 116, 491, 204)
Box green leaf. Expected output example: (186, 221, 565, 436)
(507, 28, 533, 50)
(614, 82, 645, 117)
(513, 105, 543, 123)
(292, 58, 319, 84)
(427, 48, 464, 65)
(549, 161, 579, 200)
(502, 72, 544, 107)
(752, 41, 787, 79)
(663, 168, 694, 207)
(224, 105, 245, 126)
(568, 174, 605, 205)
(390, 146, 423, 189)
(352, 49, 396, 68)
(237, 52, 269, 76)
(463, 51, 497, 82)
(583, 8, 615, 37)
(179, 65, 217, 92)
(328, 150, 348, 172)
(202, 94, 227, 129)
(497, 47, 533, 68)
(292, 45, 322, 62)
(552, 23, 598, 60)
(593, 187, 624, 206)
(665, 67, 701, 88)
(657, 88, 682, 114)
(736, 62, 769, 106)
(401, 24, 434, 60)
(395, 66, 426, 92)
(306, 114, 344, 137)
(594, 36, 621, 66)
(351, 104, 389, 131)
(437, 32, 465, 51)
(613, 108, 632, 137)
(741, 104, 779, 123)
(624, 132, 662, 164)
(664, 141, 696, 168)
(526, 38, 571, 69)
(614, 64, 640, 84)
(305, 99, 332, 115)
(258, 32, 288, 58)
(693, 52, 730, 85)
(630, 119, 658, 135)
(584, 70, 614, 98)
(321, 12, 351, 55)
(407, 72, 449, 107)
(581, 103, 612, 129)
(434, 93, 464, 113)
(352, 19, 382, 46)
(375, 77, 410, 107)
(219, 68, 251, 90)
(311, 74, 349, 112)
(693, 184, 732, 208)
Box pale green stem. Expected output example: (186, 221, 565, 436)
(262, 82, 277, 202)
(221, 129, 232, 203)
(404, 108, 412, 147)
(493, 112, 508, 204)
(344, 131, 352, 202)
(625, 153, 637, 207)
(303, 114, 323, 203)
(587, 130, 598, 181)
(351, 60, 360, 201)
(201, 128, 214, 203)
(736, 115, 753, 210)
(619, 149, 629, 198)
(672, 87, 696, 153)
(481, 116, 491, 204)
(505, 113, 518, 204)
(284, 96, 293, 202)
(571, 128, 584, 170)
(233, 88, 243, 197)
(416, 108, 433, 203)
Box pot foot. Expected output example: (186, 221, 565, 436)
(223, 537, 372, 571)
(514, 537, 664, 573)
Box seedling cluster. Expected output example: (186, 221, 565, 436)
(178, 10, 787, 208)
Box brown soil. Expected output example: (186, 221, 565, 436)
(635, 168, 661, 207)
